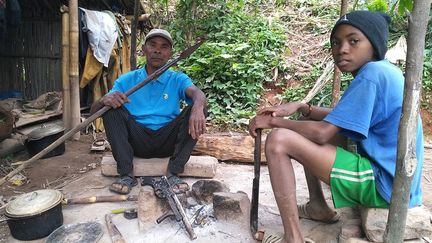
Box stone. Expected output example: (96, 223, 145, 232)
(138, 185, 163, 232)
(191, 179, 229, 204)
(339, 219, 364, 243)
(101, 155, 218, 177)
(213, 191, 250, 224)
(360, 206, 432, 242)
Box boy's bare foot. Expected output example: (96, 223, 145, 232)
(297, 202, 340, 223)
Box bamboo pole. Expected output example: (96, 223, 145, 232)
(383, 1, 431, 242)
(331, 0, 348, 107)
(69, 0, 80, 140)
(60, 5, 71, 131)
(130, 0, 140, 70)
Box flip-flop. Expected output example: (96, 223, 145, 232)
(109, 176, 137, 195)
(297, 202, 340, 224)
(91, 138, 108, 152)
(259, 230, 315, 243)
(262, 230, 284, 243)
(168, 175, 190, 194)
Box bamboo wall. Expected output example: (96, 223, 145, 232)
(0, 19, 62, 100)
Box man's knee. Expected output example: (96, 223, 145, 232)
(265, 128, 294, 154)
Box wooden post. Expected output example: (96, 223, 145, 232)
(331, 0, 348, 107)
(69, 0, 80, 140)
(60, 5, 71, 131)
(130, 0, 140, 70)
(383, 1, 431, 242)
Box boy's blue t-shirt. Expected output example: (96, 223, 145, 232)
(324, 60, 424, 208)
(109, 66, 193, 130)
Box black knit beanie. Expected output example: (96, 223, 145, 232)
(330, 11, 391, 60)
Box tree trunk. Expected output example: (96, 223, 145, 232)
(383, 1, 431, 242)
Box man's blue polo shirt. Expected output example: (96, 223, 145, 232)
(109, 66, 193, 130)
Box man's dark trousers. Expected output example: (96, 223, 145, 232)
(102, 106, 197, 176)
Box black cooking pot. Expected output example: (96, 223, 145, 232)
(26, 124, 65, 159)
(5, 189, 64, 241)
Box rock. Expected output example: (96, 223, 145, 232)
(138, 185, 163, 232)
(213, 191, 250, 224)
(339, 219, 364, 243)
(360, 206, 432, 242)
(186, 197, 198, 207)
(192, 179, 229, 203)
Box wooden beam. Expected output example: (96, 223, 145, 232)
(61, 5, 71, 131)
(130, 0, 140, 70)
(69, 0, 80, 140)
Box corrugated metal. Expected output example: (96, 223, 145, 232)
(0, 20, 61, 100)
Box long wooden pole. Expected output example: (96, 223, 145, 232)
(69, 0, 80, 140)
(383, 1, 431, 242)
(330, 0, 348, 107)
(60, 5, 71, 131)
(130, 0, 140, 70)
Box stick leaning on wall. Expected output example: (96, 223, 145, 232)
(0, 40, 205, 186)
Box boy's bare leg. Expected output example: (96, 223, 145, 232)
(303, 170, 338, 220)
(265, 128, 339, 242)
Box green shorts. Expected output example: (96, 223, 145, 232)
(330, 147, 389, 209)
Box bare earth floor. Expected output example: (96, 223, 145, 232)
(0, 134, 431, 243)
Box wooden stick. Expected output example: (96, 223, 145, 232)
(69, 0, 80, 140)
(64, 195, 138, 204)
(105, 214, 126, 243)
(61, 5, 71, 131)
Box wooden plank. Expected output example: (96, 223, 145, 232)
(101, 155, 218, 178)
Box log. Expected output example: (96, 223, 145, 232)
(193, 132, 266, 163)
(101, 155, 218, 177)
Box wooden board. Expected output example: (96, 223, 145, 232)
(101, 155, 218, 178)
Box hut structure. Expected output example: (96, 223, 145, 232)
(0, 0, 149, 131)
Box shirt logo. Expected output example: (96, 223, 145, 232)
(163, 94, 169, 100)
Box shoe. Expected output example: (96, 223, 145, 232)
(91, 138, 109, 152)
(109, 175, 137, 195)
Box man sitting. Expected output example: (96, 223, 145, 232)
(90, 29, 207, 194)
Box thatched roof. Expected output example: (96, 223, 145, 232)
(19, 0, 138, 19)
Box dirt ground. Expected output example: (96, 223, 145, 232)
(0, 132, 431, 242)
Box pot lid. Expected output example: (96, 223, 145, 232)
(45, 222, 103, 243)
(27, 123, 65, 141)
(6, 189, 63, 217)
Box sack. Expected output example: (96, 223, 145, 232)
(0, 104, 13, 142)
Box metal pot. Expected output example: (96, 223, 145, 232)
(5, 189, 64, 240)
(26, 123, 65, 159)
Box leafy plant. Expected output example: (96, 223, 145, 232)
(169, 1, 286, 127)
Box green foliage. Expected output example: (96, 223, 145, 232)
(169, 1, 286, 127)
(366, 0, 389, 12)
(397, 0, 413, 15)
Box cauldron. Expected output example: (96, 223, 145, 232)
(5, 189, 64, 240)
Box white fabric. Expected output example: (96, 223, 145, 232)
(80, 8, 118, 67)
